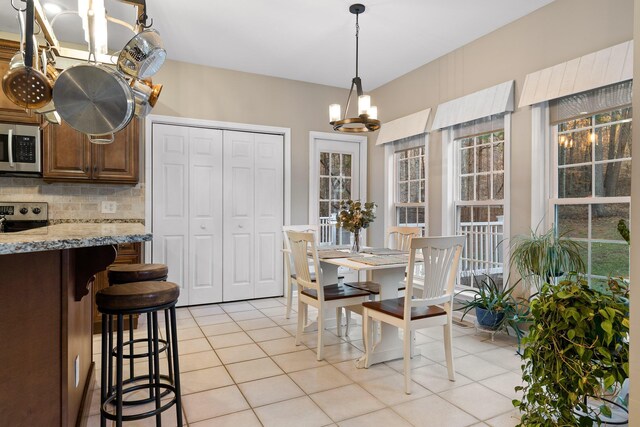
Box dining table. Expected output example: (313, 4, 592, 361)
(316, 247, 421, 369)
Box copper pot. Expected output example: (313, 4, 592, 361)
(129, 78, 163, 117)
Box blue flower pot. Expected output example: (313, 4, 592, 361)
(475, 307, 505, 329)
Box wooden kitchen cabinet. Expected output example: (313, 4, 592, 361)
(43, 119, 140, 184)
(92, 242, 142, 333)
(0, 39, 40, 125)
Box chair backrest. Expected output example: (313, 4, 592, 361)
(405, 236, 466, 319)
(386, 226, 422, 251)
(283, 225, 319, 275)
(286, 230, 322, 292)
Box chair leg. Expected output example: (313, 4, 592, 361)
(362, 309, 371, 368)
(285, 278, 293, 319)
(336, 308, 343, 337)
(345, 309, 351, 337)
(403, 327, 412, 394)
(316, 308, 324, 361)
(410, 330, 416, 358)
(295, 298, 303, 346)
(443, 321, 456, 381)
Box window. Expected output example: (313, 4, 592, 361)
(455, 130, 505, 288)
(319, 151, 353, 245)
(552, 106, 632, 286)
(394, 146, 426, 234)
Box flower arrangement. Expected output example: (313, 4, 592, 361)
(335, 199, 376, 252)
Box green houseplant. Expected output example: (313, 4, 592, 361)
(514, 277, 629, 426)
(511, 226, 585, 291)
(335, 199, 376, 253)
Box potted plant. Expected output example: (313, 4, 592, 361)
(511, 226, 585, 291)
(335, 199, 376, 253)
(455, 275, 527, 347)
(514, 276, 629, 426)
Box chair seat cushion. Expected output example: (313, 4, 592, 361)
(344, 281, 406, 294)
(291, 273, 344, 281)
(301, 284, 372, 301)
(96, 281, 180, 312)
(108, 263, 169, 284)
(362, 297, 446, 320)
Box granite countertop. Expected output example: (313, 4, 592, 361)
(0, 223, 151, 255)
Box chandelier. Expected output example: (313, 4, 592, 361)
(329, 4, 380, 133)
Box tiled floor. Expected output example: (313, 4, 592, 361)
(88, 297, 525, 426)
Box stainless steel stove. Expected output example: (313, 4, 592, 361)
(0, 202, 48, 233)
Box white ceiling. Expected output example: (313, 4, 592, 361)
(0, 0, 554, 89)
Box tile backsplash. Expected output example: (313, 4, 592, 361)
(0, 178, 145, 222)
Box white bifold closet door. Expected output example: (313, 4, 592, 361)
(223, 131, 284, 301)
(152, 124, 224, 306)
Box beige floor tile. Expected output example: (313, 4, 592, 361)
(226, 357, 284, 383)
(195, 314, 234, 326)
(289, 365, 353, 394)
(86, 414, 104, 427)
(206, 331, 253, 349)
(359, 372, 431, 406)
(320, 342, 363, 363)
(333, 359, 396, 383)
(180, 366, 234, 394)
(215, 343, 267, 364)
(385, 354, 436, 372)
(269, 314, 299, 326)
(475, 347, 523, 372)
(220, 301, 255, 313)
(392, 394, 479, 427)
(272, 349, 328, 373)
(254, 396, 332, 427)
(190, 409, 262, 427)
(453, 334, 505, 353)
(439, 383, 514, 421)
(249, 298, 284, 309)
(175, 317, 199, 329)
(415, 341, 468, 363)
(257, 336, 308, 356)
(176, 338, 212, 355)
(178, 350, 222, 372)
(228, 310, 266, 322)
(485, 409, 522, 427)
(175, 307, 194, 319)
(237, 317, 278, 331)
(410, 363, 473, 393)
(238, 374, 305, 407)
(175, 326, 205, 341)
(189, 305, 225, 317)
(181, 385, 249, 423)
(258, 306, 291, 317)
(479, 371, 525, 400)
(299, 331, 344, 348)
(200, 322, 242, 337)
(246, 326, 290, 342)
(338, 408, 413, 427)
(310, 384, 385, 422)
(452, 354, 508, 381)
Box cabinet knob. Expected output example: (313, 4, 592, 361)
(200, 224, 206, 230)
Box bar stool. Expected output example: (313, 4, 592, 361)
(97, 281, 183, 427)
(106, 264, 170, 398)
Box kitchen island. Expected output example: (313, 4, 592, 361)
(0, 223, 151, 427)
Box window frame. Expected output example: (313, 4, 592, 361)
(394, 144, 428, 234)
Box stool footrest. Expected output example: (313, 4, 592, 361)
(102, 383, 177, 421)
(111, 337, 169, 360)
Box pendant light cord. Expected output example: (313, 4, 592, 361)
(355, 13, 359, 78)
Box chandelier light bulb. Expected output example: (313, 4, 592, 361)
(358, 95, 371, 115)
(329, 104, 341, 123)
(368, 106, 378, 120)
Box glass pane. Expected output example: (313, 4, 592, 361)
(331, 177, 341, 199)
(559, 117, 592, 132)
(399, 159, 408, 181)
(594, 161, 631, 197)
(409, 148, 421, 158)
(409, 158, 420, 180)
(595, 121, 632, 161)
(493, 173, 504, 200)
(342, 154, 352, 177)
(558, 165, 591, 198)
(409, 182, 419, 203)
(476, 145, 491, 173)
(592, 242, 629, 278)
(459, 137, 473, 148)
(473, 206, 489, 223)
(330, 153, 340, 176)
(558, 130, 592, 166)
(319, 201, 330, 218)
(330, 201, 341, 215)
(595, 107, 632, 124)
(397, 206, 406, 225)
(460, 176, 474, 201)
(420, 180, 425, 203)
(460, 148, 473, 174)
(477, 175, 490, 201)
(420, 155, 425, 179)
(492, 131, 505, 141)
(397, 150, 408, 160)
(320, 152, 330, 175)
(493, 142, 504, 171)
(478, 133, 491, 145)
(417, 207, 425, 228)
(591, 204, 629, 241)
(398, 182, 408, 203)
(556, 204, 588, 239)
(342, 178, 352, 200)
(319, 177, 329, 200)
(489, 206, 504, 222)
(458, 206, 472, 224)
(407, 207, 417, 224)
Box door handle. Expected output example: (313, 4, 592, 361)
(7, 129, 14, 168)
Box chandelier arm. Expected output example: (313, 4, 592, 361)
(343, 79, 356, 120)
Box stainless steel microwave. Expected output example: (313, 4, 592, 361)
(0, 124, 41, 175)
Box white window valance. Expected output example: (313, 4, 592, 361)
(431, 80, 514, 131)
(375, 108, 431, 146)
(518, 40, 633, 108)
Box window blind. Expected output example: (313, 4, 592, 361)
(392, 133, 426, 153)
(452, 114, 505, 140)
(549, 80, 633, 124)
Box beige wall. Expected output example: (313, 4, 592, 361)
(368, 0, 634, 246)
(151, 61, 350, 225)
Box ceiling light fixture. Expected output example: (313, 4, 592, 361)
(329, 3, 380, 133)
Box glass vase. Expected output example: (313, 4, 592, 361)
(351, 229, 361, 253)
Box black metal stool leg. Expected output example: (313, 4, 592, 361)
(108, 314, 113, 399)
(147, 312, 154, 400)
(116, 314, 124, 427)
(100, 313, 108, 427)
(152, 311, 162, 427)
(164, 309, 174, 383)
(129, 314, 135, 381)
(169, 306, 183, 426)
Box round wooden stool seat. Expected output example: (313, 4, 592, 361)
(107, 263, 169, 284)
(96, 281, 179, 312)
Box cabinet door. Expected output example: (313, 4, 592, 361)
(43, 121, 92, 181)
(0, 40, 40, 125)
(92, 119, 139, 183)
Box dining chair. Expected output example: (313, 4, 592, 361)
(385, 226, 422, 251)
(283, 225, 319, 319)
(287, 230, 377, 361)
(361, 235, 465, 394)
